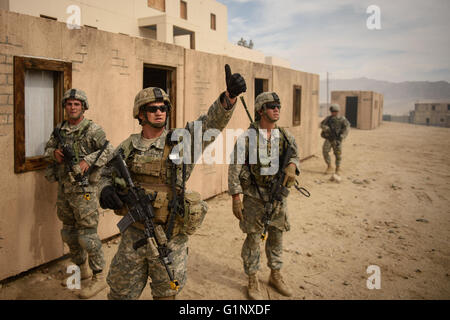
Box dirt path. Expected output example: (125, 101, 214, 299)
(1, 121, 449, 300)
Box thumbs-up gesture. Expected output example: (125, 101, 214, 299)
(225, 64, 246, 99)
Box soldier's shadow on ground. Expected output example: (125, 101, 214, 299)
(184, 251, 249, 299)
(183, 251, 279, 300)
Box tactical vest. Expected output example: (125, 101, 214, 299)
(247, 124, 289, 187)
(119, 135, 174, 225)
(60, 119, 92, 166)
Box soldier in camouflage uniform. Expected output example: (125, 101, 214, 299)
(98, 65, 246, 300)
(228, 92, 300, 300)
(320, 104, 350, 175)
(44, 88, 115, 299)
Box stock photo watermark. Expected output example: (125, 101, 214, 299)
(366, 265, 381, 289)
(66, 5, 81, 30)
(66, 264, 81, 289)
(366, 5, 381, 30)
(169, 121, 281, 174)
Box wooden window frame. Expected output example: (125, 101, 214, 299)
(180, 1, 187, 20)
(148, 0, 165, 12)
(293, 85, 302, 126)
(210, 13, 216, 30)
(14, 56, 72, 173)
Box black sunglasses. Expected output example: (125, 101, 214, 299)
(143, 105, 168, 113)
(264, 103, 281, 110)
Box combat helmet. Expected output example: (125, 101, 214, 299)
(133, 87, 171, 120)
(62, 88, 89, 110)
(254, 92, 281, 121)
(329, 103, 340, 112)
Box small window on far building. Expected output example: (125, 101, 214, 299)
(180, 1, 187, 20)
(13, 56, 71, 173)
(432, 105, 436, 111)
(447, 104, 450, 111)
(293, 85, 302, 126)
(441, 118, 444, 122)
(211, 13, 216, 30)
(148, 0, 165, 12)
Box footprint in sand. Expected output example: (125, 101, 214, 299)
(414, 191, 432, 203)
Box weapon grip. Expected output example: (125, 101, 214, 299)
(112, 150, 135, 188)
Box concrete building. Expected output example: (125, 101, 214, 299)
(319, 103, 329, 118)
(0, 0, 290, 67)
(382, 114, 412, 124)
(330, 91, 383, 130)
(411, 101, 450, 127)
(0, 9, 319, 280)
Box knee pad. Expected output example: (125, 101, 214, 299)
(61, 226, 78, 246)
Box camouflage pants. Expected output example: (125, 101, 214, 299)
(107, 226, 188, 300)
(240, 194, 287, 275)
(241, 228, 283, 275)
(57, 189, 105, 272)
(322, 139, 342, 166)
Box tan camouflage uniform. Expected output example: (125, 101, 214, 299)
(102, 93, 236, 299)
(44, 118, 114, 272)
(228, 121, 300, 275)
(320, 115, 350, 167)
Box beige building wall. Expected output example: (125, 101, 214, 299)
(5, 0, 287, 66)
(331, 90, 383, 130)
(0, 10, 319, 280)
(413, 102, 450, 127)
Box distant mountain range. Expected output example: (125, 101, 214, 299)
(319, 78, 450, 115)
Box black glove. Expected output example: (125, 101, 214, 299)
(99, 185, 124, 210)
(225, 64, 246, 99)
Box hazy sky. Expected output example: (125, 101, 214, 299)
(219, 0, 450, 82)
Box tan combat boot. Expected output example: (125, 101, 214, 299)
(268, 269, 292, 297)
(78, 270, 107, 299)
(247, 273, 262, 300)
(61, 260, 92, 287)
(335, 166, 341, 175)
(325, 164, 333, 174)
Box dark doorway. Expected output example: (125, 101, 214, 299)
(345, 96, 358, 127)
(254, 78, 268, 99)
(426, 118, 430, 125)
(143, 64, 176, 128)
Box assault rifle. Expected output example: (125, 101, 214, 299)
(325, 117, 342, 147)
(53, 125, 109, 200)
(239, 97, 311, 241)
(111, 150, 180, 291)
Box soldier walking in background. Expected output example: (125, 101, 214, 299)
(320, 104, 350, 175)
(44, 88, 114, 299)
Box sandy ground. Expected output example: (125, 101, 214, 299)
(1, 121, 449, 300)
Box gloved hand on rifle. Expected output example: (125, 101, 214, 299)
(232, 194, 243, 221)
(99, 185, 124, 210)
(283, 163, 297, 188)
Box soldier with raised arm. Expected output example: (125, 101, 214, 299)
(98, 65, 246, 300)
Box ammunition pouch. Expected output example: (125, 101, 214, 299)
(239, 167, 252, 189)
(180, 190, 208, 236)
(321, 131, 331, 139)
(44, 162, 58, 183)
